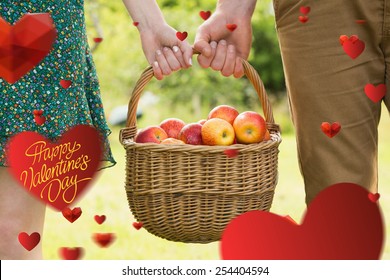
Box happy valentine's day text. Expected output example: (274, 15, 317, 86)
(20, 140, 92, 204)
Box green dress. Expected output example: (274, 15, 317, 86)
(0, 0, 115, 167)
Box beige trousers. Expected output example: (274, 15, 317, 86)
(273, 0, 390, 204)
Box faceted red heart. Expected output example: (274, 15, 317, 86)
(92, 233, 116, 248)
(223, 149, 239, 158)
(299, 6, 311, 15)
(199, 11, 211, 20)
(62, 207, 82, 223)
(59, 247, 84, 260)
(94, 215, 106, 225)
(298, 16, 309, 23)
(0, 13, 57, 83)
(60, 79, 72, 89)
(176, 31, 188, 41)
(342, 35, 365, 59)
(321, 122, 341, 138)
(368, 193, 380, 203)
(221, 183, 384, 259)
(93, 37, 103, 43)
(7, 125, 103, 211)
(226, 24, 237, 32)
(364, 83, 386, 103)
(132, 222, 143, 230)
(18, 232, 41, 251)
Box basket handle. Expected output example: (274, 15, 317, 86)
(121, 56, 279, 142)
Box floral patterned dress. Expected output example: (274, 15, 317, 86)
(0, 0, 115, 167)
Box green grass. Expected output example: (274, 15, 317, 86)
(42, 104, 390, 260)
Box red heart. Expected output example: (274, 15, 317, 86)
(132, 221, 143, 230)
(60, 79, 72, 89)
(199, 11, 211, 20)
(339, 35, 359, 45)
(59, 247, 84, 260)
(321, 122, 341, 138)
(18, 232, 41, 251)
(364, 83, 386, 103)
(33, 109, 43, 116)
(34, 115, 46, 126)
(93, 37, 103, 43)
(299, 6, 311, 15)
(342, 35, 365, 59)
(356, 19, 367, 24)
(94, 215, 106, 225)
(221, 183, 384, 259)
(226, 24, 237, 32)
(223, 149, 239, 158)
(368, 193, 380, 203)
(7, 125, 103, 211)
(62, 207, 82, 223)
(133, 21, 139, 27)
(0, 14, 57, 84)
(92, 233, 115, 248)
(176, 31, 188, 41)
(298, 16, 309, 23)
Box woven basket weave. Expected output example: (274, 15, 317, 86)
(120, 59, 281, 243)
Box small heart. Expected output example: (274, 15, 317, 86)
(176, 31, 188, 41)
(364, 83, 386, 103)
(93, 37, 103, 43)
(298, 16, 309, 23)
(132, 222, 143, 230)
(226, 24, 237, 32)
(58, 247, 84, 260)
(60, 79, 72, 89)
(133, 21, 139, 27)
(199, 11, 211, 20)
(33, 109, 43, 116)
(34, 115, 46, 126)
(92, 233, 115, 248)
(62, 207, 82, 223)
(18, 232, 40, 251)
(368, 193, 380, 203)
(356, 19, 367, 24)
(223, 149, 239, 158)
(321, 122, 341, 138)
(339, 35, 358, 45)
(59, 247, 84, 260)
(299, 6, 311, 15)
(94, 215, 106, 225)
(341, 35, 365, 59)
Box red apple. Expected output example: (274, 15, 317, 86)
(201, 118, 235, 146)
(208, 105, 239, 125)
(233, 111, 266, 144)
(159, 118, 186, 139)
(135, 126, 168, 143)
(178, 123, 203, 145)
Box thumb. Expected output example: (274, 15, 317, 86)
(194, 32, 212, 57)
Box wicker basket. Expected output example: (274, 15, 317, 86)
(120, 59, 281, 243)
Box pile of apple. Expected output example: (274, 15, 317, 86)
(134, 105, 270, 146)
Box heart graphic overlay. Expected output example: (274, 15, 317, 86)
(59, 247, 84, 260)
(321, 122, 341, 138)
(7, 125, 103, 211)
(132, 222, 143, 230)
(94, 215, 106, 225)
(62, 207, 82, 223)
(340, 35, 365, 59)
(199, 11, 211, 20)
(298, 16, 309, 23)
(60, 79, 72, 89)
(364, 83, 386, 103)
(176, 31, 188, 41)
(0, 13, 57, 83)
(92, 233, 116, 248)
(226, 24, 237, 32)
(299, 6, 311, 15)
(220, 183, 384, 260)
(18, 232, 41, 251)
